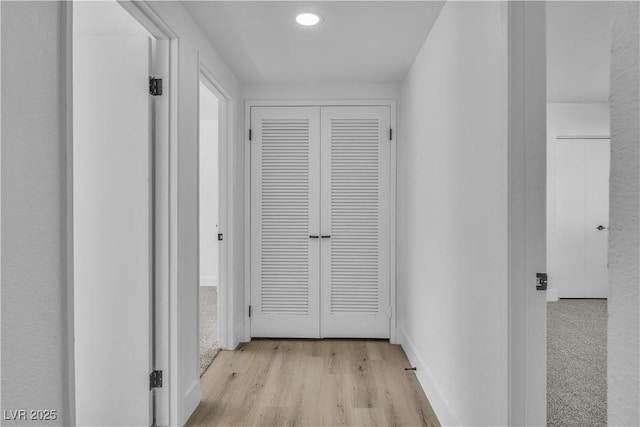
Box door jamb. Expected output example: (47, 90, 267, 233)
(507, 2, 547, 425)
(243, 100, 398, 344)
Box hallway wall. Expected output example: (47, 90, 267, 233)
(609, 3, 640, 424)
(1, 2, 73, 426)
(242, 82, 400, 101)
(241, 82, 400, 344)
(397, 2, 509, 425)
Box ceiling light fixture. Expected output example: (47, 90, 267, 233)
(296, 13, 321, 26)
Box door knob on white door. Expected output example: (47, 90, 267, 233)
(596, 225, 607, 231)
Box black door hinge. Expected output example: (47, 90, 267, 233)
(536, 273, 548, 291)
(149, 77, 163, 96)
(150, 370, 163, 389)
(218, 233, 223, 241)
(389, 128, 393, 141)
(249, 129, 252, 141)
(248, 305, 252, 317)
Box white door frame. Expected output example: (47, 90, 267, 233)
(66, 1, 179, 425)
(118, 3, 179, 426)
(197, 59, 232, 351)
(243, 100, 397, 344)
(507, 2, 547, 425)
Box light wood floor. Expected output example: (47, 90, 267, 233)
(186, 339, 440, 427)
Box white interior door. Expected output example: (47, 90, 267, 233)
(585, 140, 610, 298)
(552, 138, 610, 298)
(250, 107, 321, 337)
(320, 106, 391, 338)
(73, 11, 152, 426)
(250, 105, 391, 339)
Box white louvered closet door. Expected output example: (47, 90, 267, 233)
(320, 106, 391, 338)
(250, 107, 321, 337)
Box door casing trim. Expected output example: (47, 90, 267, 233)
(243, 100, 397, 343)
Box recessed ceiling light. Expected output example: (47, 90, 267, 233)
(296, 13, 321, 26)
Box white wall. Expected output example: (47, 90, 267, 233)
(397, 2, 509, 425)
(547, 103, 610, 139)
(242, 82, 400, 101)
(609, 3, 640, 425)
(546, 103, 610, 301)
(546, 1, 610, 104)
(1, 2, 72, 425)
(241, 82, 400, 343)
(199, 83, 219, 287)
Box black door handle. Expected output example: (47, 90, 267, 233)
(309, 235, 319, 239)
(321, 235, 331, 238)
(596, 225, 607, 231)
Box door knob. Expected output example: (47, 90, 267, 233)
(596, 225, 607, 231)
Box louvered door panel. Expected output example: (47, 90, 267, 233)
(320, 106, 391, 338)
(250, 107, 320, 337)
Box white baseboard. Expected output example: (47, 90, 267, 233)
(182, 379, 202, 426)
(397, 327, 460, 427)
(546, 288, 559, 302)
(200, 276, 218, 287)
(231, 323, 245, 349)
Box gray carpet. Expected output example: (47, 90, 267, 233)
(547, 299, 607, 427)
(200, 286, 220, 376)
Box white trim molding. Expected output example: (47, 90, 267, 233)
(397, 327, 460, 427)
(182, 380, 201, 426)
(107, 2, 179, 426)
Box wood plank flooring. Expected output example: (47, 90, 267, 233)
(186, 339, 440, 427)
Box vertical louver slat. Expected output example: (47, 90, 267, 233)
(261, 119, 310, 315)
(330, 118, 380, 314)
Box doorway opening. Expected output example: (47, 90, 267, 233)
(198, 79, 223, 376)
(546, 2, 610, 425)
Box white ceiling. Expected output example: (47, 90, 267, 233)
(183, 1, 445, 84)
(547, 1, 610, 103)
